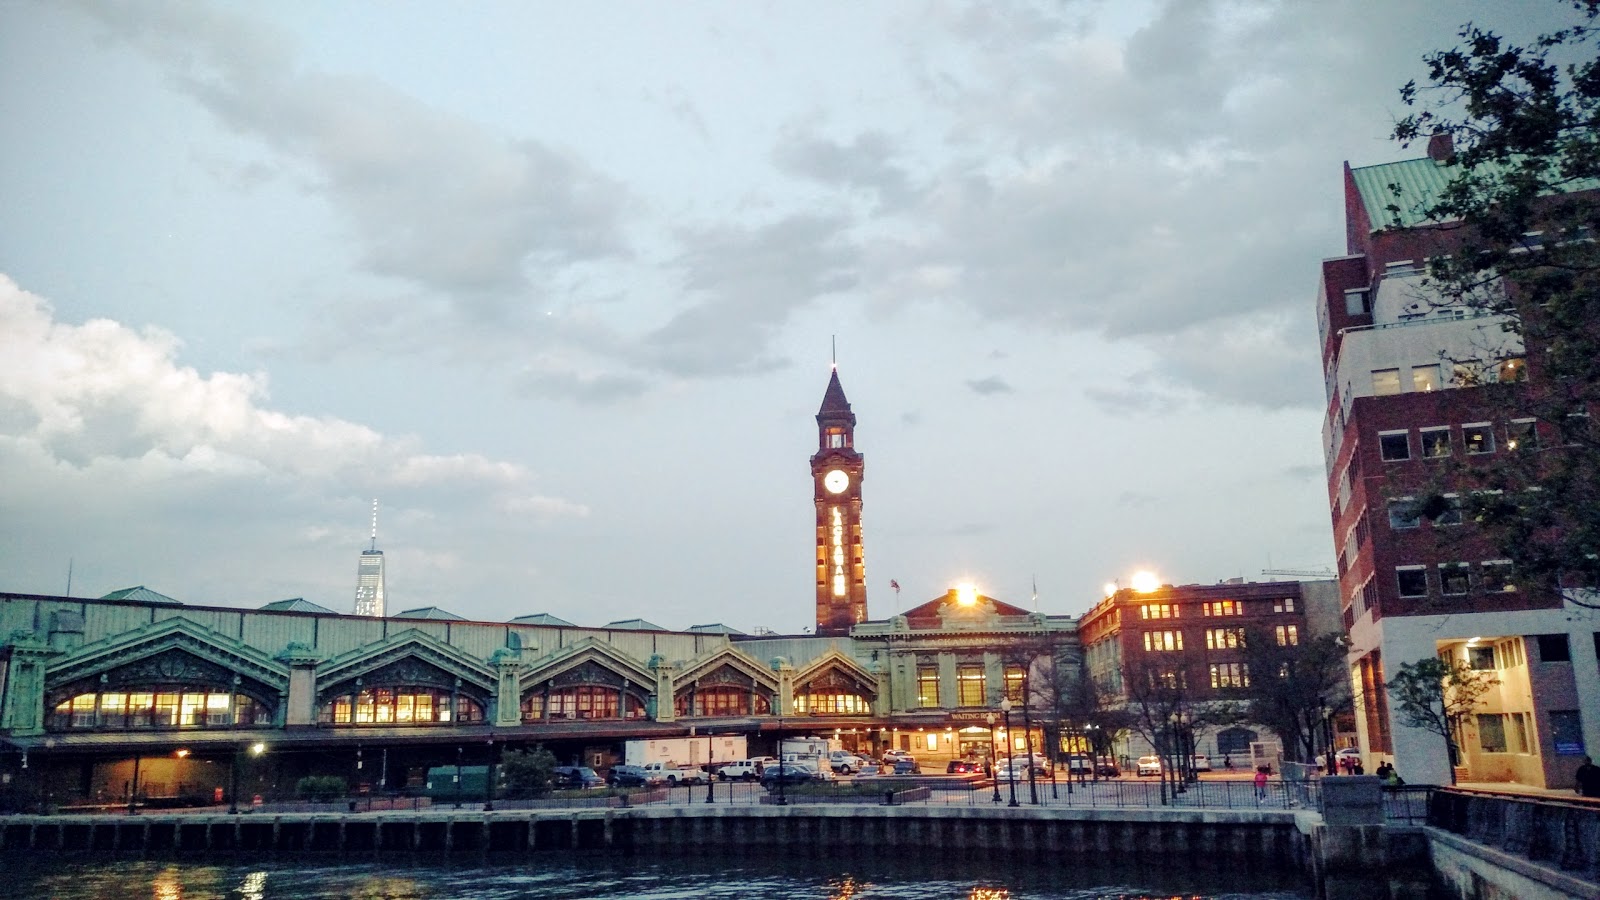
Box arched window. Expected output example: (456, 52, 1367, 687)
(674, 686, 771, 717)
(48, 691, 273, 730)
(792, 690, 869, 715)
(318, 687, 483, 726)
(1216, 727, 1258, 756)
(523, 685, 644, 721)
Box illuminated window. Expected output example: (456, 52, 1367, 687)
(1272, 597, 1296, 613)
(1004, 666, 1025, 703)
(48, 691, 270, 731)
(1205, 628, 1243, 650)
(1275, 625, 1299, 647)
(916, 666, 940, 708)
(1411, 365, 1440, 392)
(1143, 630, 1184, 652)
(319, 687, 482, 726)
(1497, 358, 1527, 383)
(1201, 600, 1242, 617)
(1464, 423, 1495, 454)
(957, 665, 986, 707)
(1372, 369, 1401, 396)
(794, 691, 868, 715)
(1420, 427, 1451, 458)
(1140, 604, 1179, 619)
(1209, 663, 1249, 689)
(1507, 419, 1539, 451)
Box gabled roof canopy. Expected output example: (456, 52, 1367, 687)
(509, 613, 576, 627)
(259, 598, 338, 614)
(392, 606, 466, 621)
(99, 586, 181, 605)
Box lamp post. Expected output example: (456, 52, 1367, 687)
(986, 712, 1001, 803)
(1022, 701, 1039, 806)
(228, 741, 263, 814)
(127, 753, 141, 816)
(705, 734, 715, 804)
(484, 733, 496, 811)
(775, 702, 787, 807)
(1000, 698, 1018, 807)
(454, 745, 463, 809)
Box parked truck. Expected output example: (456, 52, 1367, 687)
(777, 736, 833, 779)
(623, 736, 747, 771)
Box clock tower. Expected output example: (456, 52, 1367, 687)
(811, 366, 867, 636)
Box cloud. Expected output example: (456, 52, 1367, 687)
(72, 0, 630, 302)
(773, 128, 916, 210)
(965, 376, 1013, 395)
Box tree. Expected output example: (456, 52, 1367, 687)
(1394, 1, 1600, 606)
(1236, 628, 1352, 765)
(1386, 657, 1499, 785)
(498, 745, 557, 796)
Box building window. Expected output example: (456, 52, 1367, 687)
(50, 691, 273, 731)
(1467, 646, 1497, 671)
(1388, 499, 1421, 529)
(1497, 358, 1527, 383)
(1507, 419, 1539, 452)
(1140, 603, 1180, 619)
(1345, 290, 1371, 315)
(1478, 714, 1508, 753)
(322, 687, 481, 726)
(1144, 630, 1184, 652)
(1396, 567, 1428, 598)
(1272, 597, 1296, 613)
(1205, 628, 1244, 650)
(1481, 561, 1515, 593)
(1004, 665, 1026, 702)
(1411, 365, 1441, 392)
(1380, 431, 1410, 461)
(1275, 625, 1299, 647)
(1509, 712, 1532, 753)
(1148, 668, 1186, 690)
(793, 691, 868, 715)
(1464, 423, 1495, 454)
(1538, 634, 1572, 663)
(1420, 427, 1451, 458)
(1202, 600, 1242, 617)
(1440, 564, 1471, 596)
(1372, 369, 1402, 396)
(1209, 663, 1249, 689)
(957, 665, 986, 707)
(1561, 413, 1593, 446)
(916, 666, 940, 708)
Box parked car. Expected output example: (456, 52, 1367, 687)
(760, 763, 817, 788)
(946, 760, 981, 774)
(1095, 757, 1121, 777)
(1191, 754, 1212, 772)
(601, 762, 652, 784)
(715, 759, 765, 781)
(553, 766, 605, 789)
(1136, 755, 1162, 777)
(1066, 755, 1093, 776)
(882, 749, 914, 764)
(1000, 756, 1049, 777)
(829, 751, 866, 774)
(892, 757, 921, 775)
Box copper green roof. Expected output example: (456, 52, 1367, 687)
(605, 618, 664, 631)
(1351, 156, 1600, 231)
(393, 606, 465, 621)
(689, 623, 746, 635)
(509, 612, 575, 627)
(98, 586, 181, 604)
(259, 598, 338, 614)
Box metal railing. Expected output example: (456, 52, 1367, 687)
(1429, 787, 1600, 878)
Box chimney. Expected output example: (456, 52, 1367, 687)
(1426, 131, 1454, 163)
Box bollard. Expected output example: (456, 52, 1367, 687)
(884, 790, 894, 806)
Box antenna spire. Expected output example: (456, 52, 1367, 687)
(831, 335, 836, 369)
(370, 499, 379, 552)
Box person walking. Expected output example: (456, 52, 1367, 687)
(1576, 756, 1600, 798)
(1253, 766, 1269, 802)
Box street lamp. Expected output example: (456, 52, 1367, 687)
(775, 700, 787, 807)
(484, 733, 497, 811)
(986, 712, 1001, 803)
(705, 734, 716, 804)
(999, 698, 1018, 807)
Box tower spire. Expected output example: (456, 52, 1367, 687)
(370, 498, 379, 552)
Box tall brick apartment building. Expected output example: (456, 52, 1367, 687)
(1316, 138, 1600, 787)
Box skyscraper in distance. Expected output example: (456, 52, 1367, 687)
(354, 499, 386, 618)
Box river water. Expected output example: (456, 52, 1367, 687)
(7, 855, 1311, 899)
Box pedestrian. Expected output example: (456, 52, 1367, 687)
(1352, 761, 1365, 776)
(1223, 754, 1233, 770)
(1576, 756, 1600, 798)
(1253, 766, 1269, 801)
(1374, 761, 1392, 781)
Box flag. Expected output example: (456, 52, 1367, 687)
(890, 579, 900, 591)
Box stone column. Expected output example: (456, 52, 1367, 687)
(650, 655, 676, 722)
(872, 660, 891, 717)
(771, 657, 794, 716)
(275, 643, 321, 727)
(0, 633, 57, 735)
(491, 649, 523, 728)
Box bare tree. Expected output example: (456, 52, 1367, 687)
(1237, 628, 1353, 764)
(1387, 657, 1499, 785)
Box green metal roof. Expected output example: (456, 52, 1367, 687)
(259, 598, 338, 614)
(605, 618, 665, 631)
(689, 623, 746, 635)
(393, 606, 465, 621)
(97, 586, 181, 605)
(1351, 155, 1600, 231)
(508, 612, 576, 627)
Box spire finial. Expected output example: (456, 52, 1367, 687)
(370, 499, 379, 552)
(831, 334, 836, 369)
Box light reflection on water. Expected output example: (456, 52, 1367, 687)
(7, 856, 1309, 900)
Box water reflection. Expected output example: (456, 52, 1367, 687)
(152, 866, 183, 900)
(240, 871, 269, 900)
(968, 888, 1010, 900)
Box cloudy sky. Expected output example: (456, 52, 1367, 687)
(0, 1, 1570, 632)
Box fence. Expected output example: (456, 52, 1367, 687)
(1429, 787, 1600, 879)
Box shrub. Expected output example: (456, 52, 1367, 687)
(296, 775, 348, 802)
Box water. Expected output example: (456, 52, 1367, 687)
(5, 855, 1311, 899)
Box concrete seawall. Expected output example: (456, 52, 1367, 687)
(0, 805, 1307, 869)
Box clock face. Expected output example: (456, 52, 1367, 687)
(824, 469, 850, 494)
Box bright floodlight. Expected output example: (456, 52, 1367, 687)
(1102, 582, 1117, 598)
(250, 742, 267, 755)
(1130, 571, 1161, 593)
(955, 583, 978, 606)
